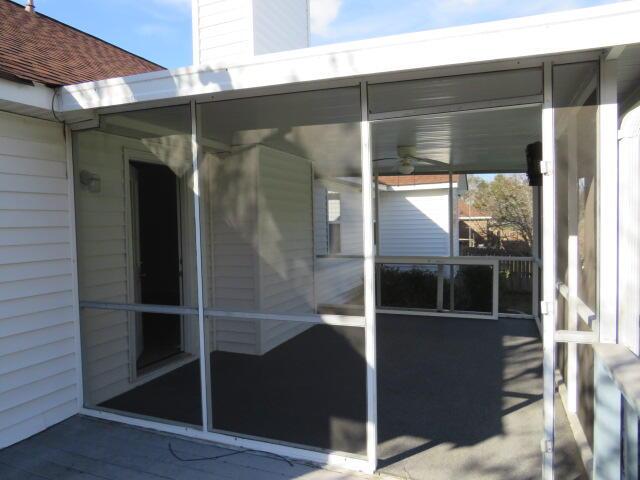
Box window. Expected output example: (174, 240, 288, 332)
(328, 191, 341, 254)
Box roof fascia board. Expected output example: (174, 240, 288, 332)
(59, 2, 640, 112)
(0, 78, 57, 116)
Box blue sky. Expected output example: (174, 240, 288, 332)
(33, 0, 622, 69)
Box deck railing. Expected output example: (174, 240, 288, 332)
(375, 255, 536, 320)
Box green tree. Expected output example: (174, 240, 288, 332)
(464, 174, 533, 249)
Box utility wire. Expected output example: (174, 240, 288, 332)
(168, 442, 294, 467)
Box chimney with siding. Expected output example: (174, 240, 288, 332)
(192, 0, 309, 65)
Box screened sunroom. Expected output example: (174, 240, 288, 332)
(57, 8, 640, 479)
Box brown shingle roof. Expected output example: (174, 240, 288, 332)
(378, 174, 460, 187)
(0, 0, 164, 87)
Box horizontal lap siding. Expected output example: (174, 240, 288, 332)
(205, 149, 260, 354)
(258, 147, 313, 353)
(313, 185, 364, 305)
(379, 189, 450, 257)
(252, 0, 309, 55)
(197, 0, 251, 64)
(0, 111, 78, 449)
(316, 258, 363, 305)
(206, 146, 314, 355)
(74, 132, 162, 405)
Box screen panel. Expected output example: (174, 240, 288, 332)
(73, 104, 198, 308)
(80, 308, 202, 428)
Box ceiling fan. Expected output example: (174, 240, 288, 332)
(373, 146, 446, 175)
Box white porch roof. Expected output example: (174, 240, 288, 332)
(56, 2, 640, 118)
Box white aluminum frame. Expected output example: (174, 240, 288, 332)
(361, 81, 379, 473)
(541, 60, 556, 480)
(376, 256, 500, 320)
(592, 53, 623, 480)
(66, 126, 84, 411)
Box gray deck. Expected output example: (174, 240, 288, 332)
(0, 415, 374, 480)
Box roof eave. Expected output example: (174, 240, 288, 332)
(0, 77, 58, 120)
(59, 2, 640, 113)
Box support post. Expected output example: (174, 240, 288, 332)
(567, 119, 579, 413)
(190, 100, 210, 431)
(591, 53, 622, 480)
(597, 55, 619, 344)
(532, 186, 540, 320)
(360, 81, 378, 474)
(541, 61, 557, 480)
(437, 265, 444, 311)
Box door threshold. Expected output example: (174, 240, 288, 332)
(134, 352, 194, 386)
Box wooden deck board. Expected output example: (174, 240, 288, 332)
(0, 416, 372, 480)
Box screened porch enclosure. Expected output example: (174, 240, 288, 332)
(74, 88, 370, 457)
(71, 58, 605, 478)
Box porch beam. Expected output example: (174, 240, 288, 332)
(360, 81, 378, 474)
(368, 97, 542, 121)
(605, 45, 626, 61)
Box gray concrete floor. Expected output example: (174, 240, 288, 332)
(376, 314, 587, 480)
(0, 315, 587, 480)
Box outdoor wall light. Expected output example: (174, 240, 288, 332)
(79, 170, 101, 193)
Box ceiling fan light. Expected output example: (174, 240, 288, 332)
(398, 163, 415, 175)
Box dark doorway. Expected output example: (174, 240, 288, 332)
(131, 161, 182, 371)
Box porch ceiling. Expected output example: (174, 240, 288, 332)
(372, 104, 541, 174)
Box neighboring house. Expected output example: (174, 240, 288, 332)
(0, 1, 640, 479)
(377, 174, 467, 257)
(458, 199, 492, 250)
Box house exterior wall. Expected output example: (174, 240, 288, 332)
(193, 0, 308, 65)
(0, 111, 79, 449)
(314, 182, 364, 307)
(74, 129, 199, 405)
(378, 187, 451, 257)
(205, 144, 313, 355)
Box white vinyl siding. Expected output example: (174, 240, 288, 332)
(194, 0, 308, 65)
(315, 257, 363, 306)
(74, 131, 198, 405)
(197, 0, 252, 65)
(74, 131, 133, 406)
(379, 187, 451, 257)
(252, 0, 309, 56)
(313, 182, 364, 306)
(206, 144, 313, 355)
(258, 147, 313, 353)
(0, 111, 78, 449)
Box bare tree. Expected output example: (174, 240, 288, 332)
(464, 174, 533, 249)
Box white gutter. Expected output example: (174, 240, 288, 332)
(59, 2, 640, 113)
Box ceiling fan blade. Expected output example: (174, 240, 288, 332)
(408, 155, 447, 166)
(372, 157, 399, 162)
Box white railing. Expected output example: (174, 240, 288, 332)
(375, 256, 499, 320)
